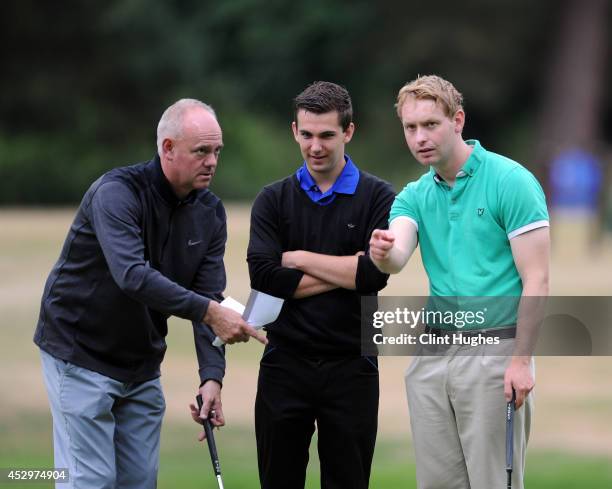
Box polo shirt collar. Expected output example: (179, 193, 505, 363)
(331, 155, 359, 195)
(296, 155, 360, 203)
(431, 139, 484, 184)
(460, 139, 484, 177)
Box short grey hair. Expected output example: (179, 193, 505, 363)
(156, 99, 217, 155)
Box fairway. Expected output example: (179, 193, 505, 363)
(1, 207, 611, 488)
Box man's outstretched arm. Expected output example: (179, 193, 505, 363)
(369, 217, 418, 274)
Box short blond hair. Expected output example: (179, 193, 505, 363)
(395, 75, 463, 119)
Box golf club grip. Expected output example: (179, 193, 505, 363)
(505, 389, 516, 471)
(196, 395, 222, 476)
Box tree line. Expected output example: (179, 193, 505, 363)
(1, 0, 609, 203)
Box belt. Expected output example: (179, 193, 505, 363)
(424, 325, 516, 339)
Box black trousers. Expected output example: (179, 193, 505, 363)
(255, 345, 379, 489)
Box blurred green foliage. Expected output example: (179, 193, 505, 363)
(1, 0, 610, 203)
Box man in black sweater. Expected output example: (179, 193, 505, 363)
(248, 82, 395, 489)
(34, 99, 264, 488)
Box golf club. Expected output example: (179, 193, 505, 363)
(196, 394, 225, 489)
(505, 388, 516, 489)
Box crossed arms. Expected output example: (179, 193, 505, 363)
(247, 187, 391, 300)
(281, 251, 363, 298)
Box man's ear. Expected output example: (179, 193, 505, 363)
(343, 122, 355, 144)
(162, 138, 174, 161)
(453, 109, 465, 134)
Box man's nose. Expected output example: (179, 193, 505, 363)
(205, 154, 219, 167)
(311, 139, 323, 153)
(415, 127, 428, 145)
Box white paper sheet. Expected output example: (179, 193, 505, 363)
(219, 296, 245, 315)
(212, 290, 284, 347)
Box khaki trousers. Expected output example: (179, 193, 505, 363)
(405, 340, 534, 489)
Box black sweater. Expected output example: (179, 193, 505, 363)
(34, 156, 226, 384)
(247, 170, 395, 356)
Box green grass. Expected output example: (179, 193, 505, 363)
(158, 423, 416, 489)
(524, 453, 612, 489)
(2, 208, 612, 488)
(1, 414, 610, 488)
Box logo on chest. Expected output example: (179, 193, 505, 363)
(477, 208, 485, 217)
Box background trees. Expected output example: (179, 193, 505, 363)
(1, 0, 609, 204)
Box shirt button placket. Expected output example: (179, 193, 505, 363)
(449, 191, 458, 221)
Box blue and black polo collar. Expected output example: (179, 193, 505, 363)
(296, 155, 360, 205)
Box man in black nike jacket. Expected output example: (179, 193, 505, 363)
(34, 99, 264, 489)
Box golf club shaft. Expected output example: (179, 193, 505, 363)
(216, 474, 225, 489)
(505, 388, 516, 489)
(196, 395, 223, 480)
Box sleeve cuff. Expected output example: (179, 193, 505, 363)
(389, 215, 418, 231)
(280, 269, 305, 299)
(198, 365, 225, 387)
(355, 254, 389, 293)
(190, 294, 211, 323)
(257, 268, 304, 300)
(508, 220, 549, 240)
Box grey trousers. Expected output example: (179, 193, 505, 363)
(405, 340, 534, 489)
(40, 349, 165, 489)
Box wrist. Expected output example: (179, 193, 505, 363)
(510, 355, 531, 366)
(200, 378, 222, 389)
(203, 300, 219, 324)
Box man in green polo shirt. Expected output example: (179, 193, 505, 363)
(370, 75, 550, 489)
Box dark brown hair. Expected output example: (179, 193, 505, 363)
(293, 81, 353, 131)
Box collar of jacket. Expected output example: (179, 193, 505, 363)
(149, 154, 198, 206)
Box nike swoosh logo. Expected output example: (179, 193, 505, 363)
(347, 223, 356, 229)
(188, 239, 203, 246)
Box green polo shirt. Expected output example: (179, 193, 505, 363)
(390, 140, 549, 328)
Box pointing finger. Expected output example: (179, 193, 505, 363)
(245, 325, 268, 345)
